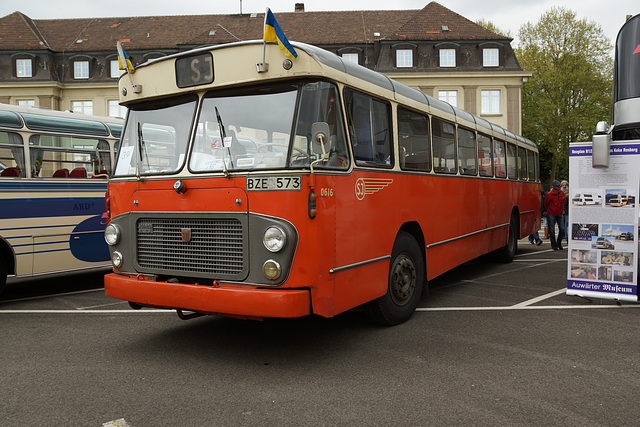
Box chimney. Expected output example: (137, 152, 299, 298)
(295, 3, 305, 12)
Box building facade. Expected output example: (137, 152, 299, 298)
(0, 2, 530, 133)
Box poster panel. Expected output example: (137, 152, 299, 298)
(567, 141, 640, 302)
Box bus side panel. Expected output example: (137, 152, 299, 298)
(1, 181, 110, 277)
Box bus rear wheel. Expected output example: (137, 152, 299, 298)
(365, 231, 424, 326)
(494, 215, 517, 263)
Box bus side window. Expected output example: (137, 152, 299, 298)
(527, 150, 536, 181)
(432, 117, 456, 174)
(506, 142, 517, 179)
(397, 107, 430, 172)
(0, 131, 25, 177)
(477, 133, 493, 177)
(457, 127, 477, 176)
(517, 146, 527, 180)
(345, 89, 393, 167)
(494, 139, 506, 178)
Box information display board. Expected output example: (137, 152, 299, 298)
(567, 141, 640, 302)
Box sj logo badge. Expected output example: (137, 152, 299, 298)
(181, 228, 192, 243)
(355, 178, 393, 200)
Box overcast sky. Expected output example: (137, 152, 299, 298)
(1, 0, 637, 48)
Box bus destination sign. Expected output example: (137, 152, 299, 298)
(175, 53, 214, 88)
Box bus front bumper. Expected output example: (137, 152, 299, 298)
(104, 273, 311, 318)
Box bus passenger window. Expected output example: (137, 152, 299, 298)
(457, 127, 477, 175)
(527, 150, 536, 181)
(494, 139, 506, 178)
(517, 146, 527, 180)
(432, 117, 456, 173)
(0, 131, 25, 177)
(477, 133, 493, 177)
(506, 143, 517, 179)
(345, 89, 393, 167)
(398, 107, 430, 172)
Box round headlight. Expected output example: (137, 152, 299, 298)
(104, 223, 121, 245)
(263, 226, 286, 252)
(263, 260, 282, 280)
(111, 251, 123, 268)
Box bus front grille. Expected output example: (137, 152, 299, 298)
(136, 217, 245, 277)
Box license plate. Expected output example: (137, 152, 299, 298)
(246, 176, 302, 191)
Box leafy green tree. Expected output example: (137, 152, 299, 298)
(475, 19, 513, 39)
(516, 7, 613, 184)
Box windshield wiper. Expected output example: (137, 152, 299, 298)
(136, 122, 150, 180)
(215, 106, 233, 177)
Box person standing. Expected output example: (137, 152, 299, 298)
(545, 179, 566, 250)
(561, 180, 569, 243)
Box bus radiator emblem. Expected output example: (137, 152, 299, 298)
(355, 178, 393, 200)
(181, 228, 192, 243)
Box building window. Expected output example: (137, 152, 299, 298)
(108, 100, 127, 118)
(481, 90, 501, 114)
(17, 99, 35, 107)
(71, 101, 93, 115)
(396, 49, 413, 68)
(74, 61, 89, 79)
(483, 48, 499, 67)
(341, 53, 359, 64)
(16, 59, 33, 77)
(438, 90, 458, 107)
(439, 49, 456, 67)
(110, 60, 125, 78)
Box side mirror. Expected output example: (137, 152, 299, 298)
(311, 122, 330, 149)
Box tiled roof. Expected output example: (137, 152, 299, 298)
(0, 2, 508, 53)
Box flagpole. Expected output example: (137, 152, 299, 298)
(257, 7, 269, 73)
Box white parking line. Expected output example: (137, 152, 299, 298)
(417, 304, 640, 312)
(0, 288, 104, 304)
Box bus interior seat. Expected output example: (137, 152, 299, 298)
(1, 166, 21, 177)
(52, 168, 69, 178)
(69, 167, 87, 178)
(92, 169, 108, 178)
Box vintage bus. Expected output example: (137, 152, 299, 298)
(0, 104, 123, 294)
(104, 40, 541, 324)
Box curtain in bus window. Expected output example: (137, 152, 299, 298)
(494, 139, 506, 178)
(457, 127, 477, 175)
(96, 140, 111, 175)
(432, 117, 456, 173)
(477, 133, 493, 177)
(0, 132, 26, 178)
(398, 107, 430, 171)
(29, 134, 44, 177)
(506, 143, 517, 179)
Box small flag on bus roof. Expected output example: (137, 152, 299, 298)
(263, 8, 298, 61)
(117, 41, 135, 74)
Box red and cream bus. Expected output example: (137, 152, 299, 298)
(104, 40, 541, 325)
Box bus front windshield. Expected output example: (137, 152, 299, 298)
(114, 81, 349, 177)
(190, 80, 349, 173)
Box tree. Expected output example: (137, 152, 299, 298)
(516, 7, 613, 184)
(475, 19, 513, 39)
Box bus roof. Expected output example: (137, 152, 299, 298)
(133, 40, 536, 150)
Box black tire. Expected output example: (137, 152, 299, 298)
(365, 231, 424, 326)
(0, 257, 7, 296)
(494, 214, 518, 263)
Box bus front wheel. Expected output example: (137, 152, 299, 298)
(365, 231, 424, 326)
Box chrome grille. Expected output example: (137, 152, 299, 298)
(136, 217, 244, 277)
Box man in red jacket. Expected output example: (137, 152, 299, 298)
(544, 179, 566, 250)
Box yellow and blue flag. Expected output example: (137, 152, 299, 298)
(263, 8, 297, 61)
(117, 41, 135, 74)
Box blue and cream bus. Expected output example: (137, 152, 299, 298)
(0, 104, 123, 294)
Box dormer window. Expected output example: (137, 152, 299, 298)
(74, 61, 89, 79)
(483, 48, 499, 67)
(396, 49, 413, 68)
(439, 49, 456, 67)
(341, 53, 359, 64)
(16, 59, 33, 77)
